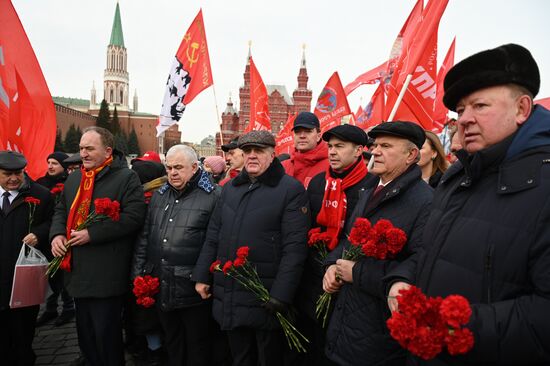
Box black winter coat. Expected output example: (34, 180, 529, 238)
(0, 177, 54, 310)
(392, 106, 550, 365)
(132, 169, 221, 311)
(296, 165, 377, 320)
(50, 152, 146, 298)
(325, 165, 433, 366)
(193, 158, 310, 330)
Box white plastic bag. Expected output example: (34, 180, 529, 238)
(9, 244, 48, 308)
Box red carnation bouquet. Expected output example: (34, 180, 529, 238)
(316, 218, 407, 327)
(211, 246, 309, 352)
(24, 197, 41, 233)
(387, 286, 474, 360)
(46, 197, 121, 277)
(307, 228, 334, 264)
(133, 275, 160, 308)
(50, 183, 65, 205)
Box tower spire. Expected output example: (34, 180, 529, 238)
(301, 43, 307, 68)
(109, 2, 125, 47)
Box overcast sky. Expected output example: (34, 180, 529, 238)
(11, 0, 550, 143)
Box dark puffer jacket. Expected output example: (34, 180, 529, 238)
(193, 158, 310, 330)
(0, 177, 53, 310)
(325, 165, 433, 366)
(50, 151, 146, 298)
(132, 169, 221, 311)
(392, 106, 550, 365)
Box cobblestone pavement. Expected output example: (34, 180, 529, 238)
(33, 306, 141, 366)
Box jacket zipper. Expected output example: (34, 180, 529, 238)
(485, 244, 494, 304)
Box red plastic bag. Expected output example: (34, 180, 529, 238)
(9, 244, 48, 308)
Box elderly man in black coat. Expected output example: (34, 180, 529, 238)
(0, 151, 54, 366)
(323, 122, 433, 366)
(193, 130, 310, 366)
(50, 127, 146, 366)
(387, 44, 550, 365)
(133, 144, 221, 366)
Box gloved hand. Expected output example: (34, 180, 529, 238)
(262, 297, 289, 315)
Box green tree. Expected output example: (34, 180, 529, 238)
(115, 131, 128, 156)
(64, 124, 80, 152)
(54, 128, 64, 151)
(96, 99, 110, 130)
(127, 127, 141, 156)
(111, 106, 121, 135)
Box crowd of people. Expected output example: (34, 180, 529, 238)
(1, 43, 549, 366)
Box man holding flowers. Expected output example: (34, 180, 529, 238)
(50, 126, 146, 366)
(322, 121, 433, 365)
(193, 130, 310, 366)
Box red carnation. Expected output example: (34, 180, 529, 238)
(233, 257, 245, 268)
(440, 295, 472, 329)
(445, 328, 474, 355)
(407, 326, 443, 360)
(94, 198, 111, 213)
(24, 197, 41, 205)
(107, 200, 120, 221)
(385, 227, 407, 256)
(348, 217, 372, 246)
(222, 261, 233, 275)
(210, 259, 221, 273)
(397, 286, 428, 318)
(307, 227, 321, 246)
(137, 296, 155, 308)
(236, 246, 250, 259)
(51, 183, 65, 195)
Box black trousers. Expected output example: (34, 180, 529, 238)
(227, 327, 288, 366)
(0, 305, 39, 366)
(157, 303, 215, 366)
(45, 271, 74, 313)
(74, 296, 124, 366)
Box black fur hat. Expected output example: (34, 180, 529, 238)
(443, 44, 540, 111)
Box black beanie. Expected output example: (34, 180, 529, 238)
(47, 151, 69, 165)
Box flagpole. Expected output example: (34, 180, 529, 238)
(388, 74, 413, 121)
(211, 86, 225, 158)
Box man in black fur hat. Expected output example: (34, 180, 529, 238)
(386, 44, 550, 364)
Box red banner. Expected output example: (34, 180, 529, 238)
(535, 97, 550, 109)
(433, 37, 456, 132)
(158, 9, 213, 136)
(0, 0, 56, 179)
(344, 61, 387, 95)
(245, 56, 271, 132)
(357, 83, 385, 130)
(275, 113, 296, 155)
(314, 72, 351, 132)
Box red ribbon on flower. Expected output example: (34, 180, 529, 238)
(386, 286, 474, 360)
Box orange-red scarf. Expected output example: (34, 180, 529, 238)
(60, 156, 113, 272)
(316, 159, 367, 250)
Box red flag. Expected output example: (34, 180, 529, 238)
(0, 0, 56, 179)
(275, 113, 296, 155)
(344, 61, 387, 95)
(433, 37, 456, 131)
(314, 72, 351, 132)
(245, 56, 271, 132)
(385, 0, 449, 129)
(357, 83, 385, 130)
(158, 9, 213, 136)
(535, 97, 550, 109)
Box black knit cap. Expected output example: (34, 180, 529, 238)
(443, 43, 540, 111)
(47, 151, 69, 164)
(0, 150, 27, 170)
(322, 124, 368, 146)
(368, 121, 426, 149)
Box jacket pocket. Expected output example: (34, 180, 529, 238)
(172, 266, 194, 305)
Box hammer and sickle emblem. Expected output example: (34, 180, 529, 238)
(187, 42, 199, 67)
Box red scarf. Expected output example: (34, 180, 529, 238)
(316, 159, 367, 250)
(60, 156, 113, 272)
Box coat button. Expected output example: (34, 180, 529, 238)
(169, 218, 173, 222)
(527, 179, 533, 184)
(337, 304, 342, 310)
(500, 186, 507, 191)
(175, 200, 179, 203)
(163, 239, 167, 242)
